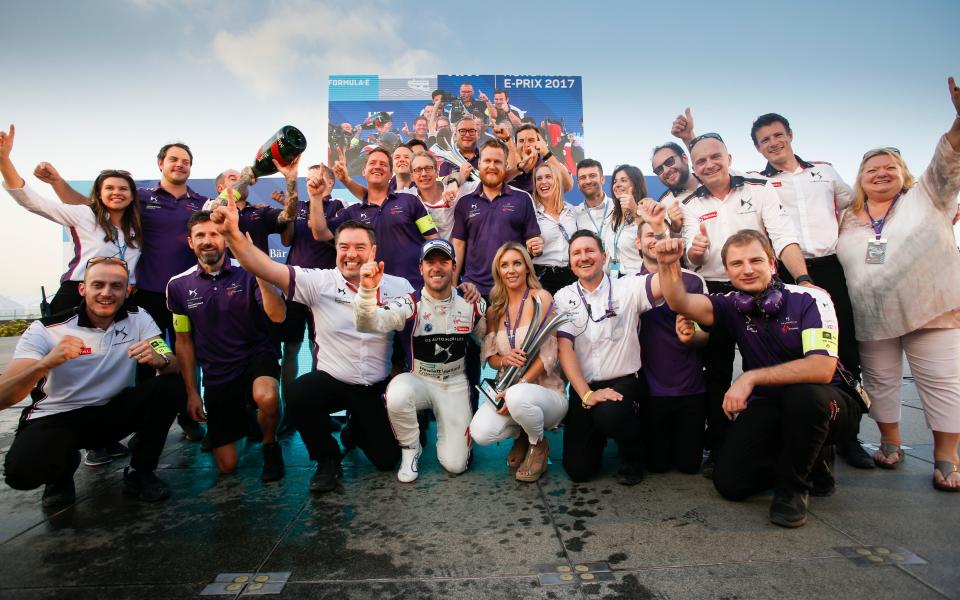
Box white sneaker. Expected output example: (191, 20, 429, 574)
(398, 443, 422, 483)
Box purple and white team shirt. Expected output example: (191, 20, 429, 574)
(708, 283, 841, 400)
(166, 259, 277, 387)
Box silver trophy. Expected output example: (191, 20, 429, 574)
(429, 142, 479, 182)
(478, 296, 573, 408)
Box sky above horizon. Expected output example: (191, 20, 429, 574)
(2, 0, 958, 296)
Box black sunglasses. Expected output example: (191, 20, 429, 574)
(862, 147, 901, 160)
(653, 155, 678, 176)
(86, 256, 129, 272)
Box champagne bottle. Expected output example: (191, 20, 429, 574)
(250, 125, 308, 178)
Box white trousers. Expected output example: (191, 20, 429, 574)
(385, 373, 472, 474)
(860, 328, 960, 433)
(470, 383, 568, 446)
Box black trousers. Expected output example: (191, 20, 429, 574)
(712, 384, 859, 500)
(562, 373, 645, 482)
(702, 280, 738, 453)
(643, 393, 706, 474)
(285, 371, 399, 470)
(779, 255, 864, 440)
(4, 374, 184, 490)
(535, 265, 577, 295)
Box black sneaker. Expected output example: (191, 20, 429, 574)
(106, 440, 130, 458)
(261, 442, 285, 482)
(616, 461, 645, 486)
(837, 438, 876, 470)
(42, 477, 76, 508)
(770, 489, 809, 528)
(178, 415, 206, 442)
(84, 448, 113, 467)
(810, 445, 836, 497)
(123, 467, 171, 502)
(701, 451, 717, 479)
(309, 458, 342, 494)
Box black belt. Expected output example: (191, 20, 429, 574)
(805, 254, 839, 266)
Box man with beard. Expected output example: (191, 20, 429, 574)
(210, 196, 413, 493)
(651, 141, 699, 235)
(572, 159, 614, 241)
(355, 238, 486, 482)
(166, 212, 287, 481)
(2, 257, 184, 507)
(311, 147, 439, 290)
(452, 139, 543, 297)
(37, 143, 209, 442)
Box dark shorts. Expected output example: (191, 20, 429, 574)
(203, 353, 280, 448)
(280, 300, 311, 345)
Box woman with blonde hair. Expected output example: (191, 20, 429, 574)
(532, 162, 578, 293)
(469, 242, 567, 482)
(836, 76, 960, 491)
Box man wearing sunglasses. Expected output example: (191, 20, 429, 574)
(439, 117, 481, 179)
(554, 212, 670, 486)
(651, 141, 699, 235)
(746, 114, 872, 470)
(1, 257, 184, 507)
(679, 131, 812, 478)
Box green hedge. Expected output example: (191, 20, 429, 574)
(0, 320, 31, 337)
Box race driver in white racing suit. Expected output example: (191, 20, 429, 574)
(355, 238, 486, 482)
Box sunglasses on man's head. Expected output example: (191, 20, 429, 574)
(86, 256, 129, 272)
(687, 132, 724, 151)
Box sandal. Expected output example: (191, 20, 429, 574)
(933, 461, 960, 493)
(516, 438, 549, 483)
(507, 435, 529, 469)
(873, 442, 904, 470)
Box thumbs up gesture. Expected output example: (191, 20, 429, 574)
(689, 222, 710, 263)
(671, 107, 696, 145)
(359, 244, 384, 290)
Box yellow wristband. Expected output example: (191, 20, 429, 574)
(581, 390, 593, 409)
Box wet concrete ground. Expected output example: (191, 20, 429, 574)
(0, 336, 958, 599)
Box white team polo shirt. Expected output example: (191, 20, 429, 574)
(555, 274, 657, 383)
(13, 305, 161, 420)
(534, 201, 578, 267)
(287, 266, 413, 385)
(749, 157, 853, 258)
(679, 176, 801, 281)
(573, 195, 614, 240)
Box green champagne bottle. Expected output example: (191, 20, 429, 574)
(250, 125, 308, 178)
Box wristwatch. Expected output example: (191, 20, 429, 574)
(654, 229, 670, 240)
(795, 274, 814, 285)
(158, 354, 171, 368)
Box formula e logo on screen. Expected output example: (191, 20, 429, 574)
(330, 78, 372, 87)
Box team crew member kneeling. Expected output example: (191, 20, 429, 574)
(167, 212, 287, 482)
(555, 224, 668, 486)
(355, 238, 486, 482)
(655, 230, 859, 528)
(1, 257, 185, 507)
(211, 194, 413, 493)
